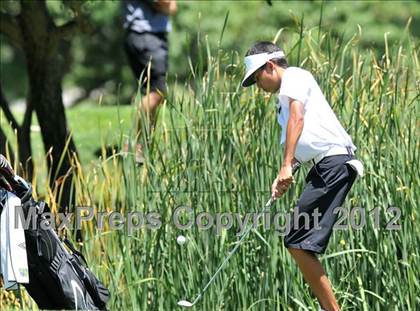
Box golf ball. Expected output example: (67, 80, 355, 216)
(177, 235, 187, 245)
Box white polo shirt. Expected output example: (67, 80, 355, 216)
(277, 67, 356, 163)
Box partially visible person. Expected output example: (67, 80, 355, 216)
(122, 0, 177, 163)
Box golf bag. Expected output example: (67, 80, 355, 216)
(0, 155, 110, 310)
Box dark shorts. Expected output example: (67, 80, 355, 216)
(124, 31, 168, 94)
(284, 154, 358, 254)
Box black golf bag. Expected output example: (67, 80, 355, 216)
(0, 155, 110, 310)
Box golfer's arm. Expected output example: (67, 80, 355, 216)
(283, 99, 304, 167)
(154, 0, 177, 16)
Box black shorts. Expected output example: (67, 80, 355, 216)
(284, 154, 358, 254)
(124, 31, 168, 94)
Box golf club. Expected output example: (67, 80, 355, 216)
(178, 162, 301, 308)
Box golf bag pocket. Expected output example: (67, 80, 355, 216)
(64, 238, 110, 309)
(20, 196, 110, 310)
(0, 190, 29, 289)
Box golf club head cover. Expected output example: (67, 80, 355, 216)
(0, 175, 12, 191)
(0, 154, 31, 199)
(0, 154, 15, 178)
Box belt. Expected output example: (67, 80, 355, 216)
(311, 146, 354, 166)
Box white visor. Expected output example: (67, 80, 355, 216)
(242, 51, 285, 87)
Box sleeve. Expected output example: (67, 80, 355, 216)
(279, 69, 310, 105)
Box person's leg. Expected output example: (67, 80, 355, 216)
(135, 32, 168, 144)
(124, 32, 168, 163)
(136, 90, 163, 141)
(133, 90, 163, 163)
(120, 90, 160, 163)
(288, 248, 339, 311)
(284, 156, 358, 309)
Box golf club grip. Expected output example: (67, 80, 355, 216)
(291, 160, 301, 175)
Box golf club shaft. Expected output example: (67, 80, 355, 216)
(191, 162, 301, 304)
(196, 198, 274, 301)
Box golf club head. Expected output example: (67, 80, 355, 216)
(177, 300, 194, 307)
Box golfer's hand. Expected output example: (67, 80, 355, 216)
(271, 165, 294, 199)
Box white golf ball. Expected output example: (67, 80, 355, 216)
(177, 235, 187, 245)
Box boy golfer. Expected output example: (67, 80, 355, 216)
(242, 41, 363, 311)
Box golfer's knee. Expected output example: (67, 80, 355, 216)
(287, 247, 300, 256)
(287, 247, 311, 258)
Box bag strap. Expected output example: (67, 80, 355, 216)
(63, 238, 88, 265)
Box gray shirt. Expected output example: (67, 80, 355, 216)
(123, 0, 171, 33)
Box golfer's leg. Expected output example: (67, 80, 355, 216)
(136, 32, 167, 141)
(288, 248, 339, 311)
(136, 91, 163, 141)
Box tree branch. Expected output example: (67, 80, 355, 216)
(53, 14, 92, 41)
(54, 1, 92, 40)
(0, 85, 19, 131)
(21, 96, 33, 130)
(55, 19, 79, 39)
(0, 12, 23, 48)
(0, 126, 15, 162)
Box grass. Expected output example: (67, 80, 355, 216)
(1, 104, 133, 165)
(66, 104, 133, 165)
(1, 21, 419, 311)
